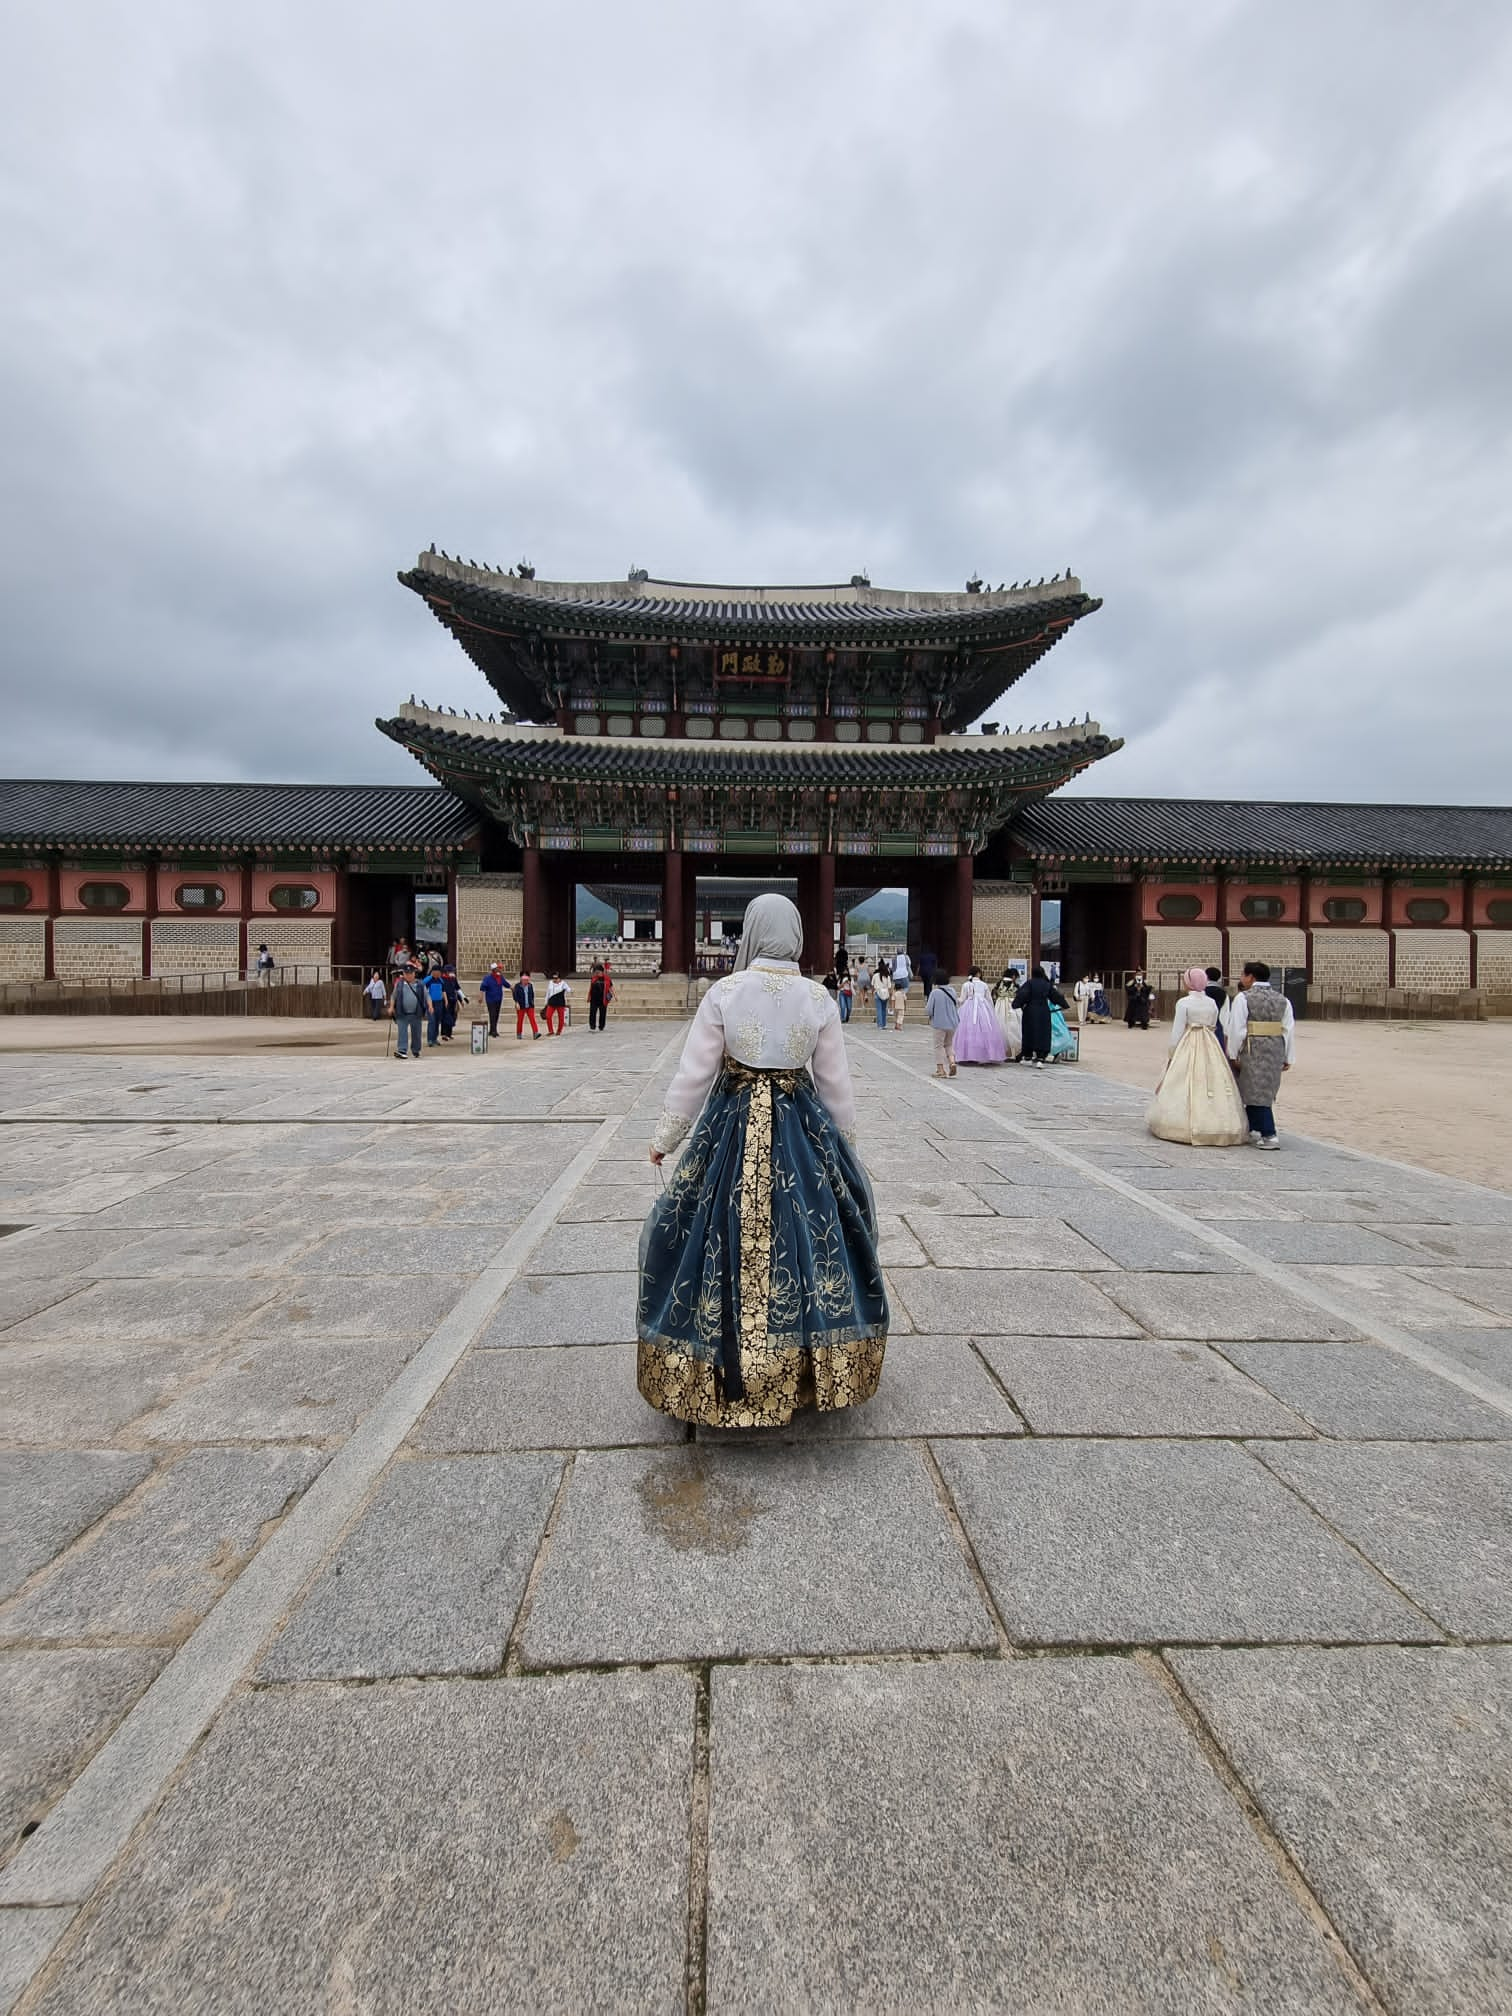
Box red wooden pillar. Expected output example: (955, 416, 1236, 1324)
(1465, 873, 1479, 990)
(522, 844, 547, 974)
(1299, 869, 1313, 987)
(1216, 869, 1231, 983)
(238, 858, 253, 981)
(816, 849, 836, 970)
(44, 857, 59, 981)
(953, 850, 974, 978)
(142, 858, 155, 978)
(661, 847, 686, 972)
(1030, 889, 1043, 972)
(1383, 874, 1396, 988)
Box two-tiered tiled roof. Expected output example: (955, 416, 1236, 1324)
(397, 554, 1103, 726)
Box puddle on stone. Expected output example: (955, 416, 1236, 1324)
(635, 1455, 765, 1555)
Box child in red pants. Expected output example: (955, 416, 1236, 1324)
(543, 974, 569, 1035)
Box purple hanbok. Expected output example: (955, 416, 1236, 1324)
(954, 976, 1008, 1065)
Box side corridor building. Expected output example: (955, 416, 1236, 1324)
(3, 553, 1510, 1007)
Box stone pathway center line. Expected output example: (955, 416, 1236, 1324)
(0, 1034, 684, 1914)
(859, 1034, 1512, 1423)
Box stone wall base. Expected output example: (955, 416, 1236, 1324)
(1227, 927, 1307, 973)
(1143, 926, 1222, 983)
(52, 919, 144, 983)
(1393, 929, 1471, 994)
(457, 874, 523, 978)
(0, 918, 46, 984)
(152, 918, 240, 976)
(972, 882, 1032, 974)
(1311, 929, 1389, 991)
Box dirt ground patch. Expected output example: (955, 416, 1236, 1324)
(1076, 1016, 1512, 1192)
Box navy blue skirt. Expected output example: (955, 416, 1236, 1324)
(637, 1060, 889, 1427)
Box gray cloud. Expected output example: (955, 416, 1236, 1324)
(3, 0, 1509, 802)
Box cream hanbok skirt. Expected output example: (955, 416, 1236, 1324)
(1147, 1028, 1248, 1147)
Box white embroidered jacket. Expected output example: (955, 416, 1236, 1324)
(650, 960, 858, 1155)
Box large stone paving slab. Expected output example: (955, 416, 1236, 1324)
(259, 1455, 561, 1680)
(1410, 1266, 1512, 1319)
(888, 1267, 1141, 1337)
(1099, 1273, 1362, 1341)
(0, 1647, 165, 1850)
(478, 1272, 639, 1347)
(244, 1272, 471, 1339)
(28, 1673, 693, 2015)
(1253, 1442, 1512, 1637)
(697, 1337, 1025, 1443)
(291, 1226, 506, 1275)
(521, 1443, 997, 1665)
(0, 1339, 200, 1446)
(0, 1278, 91, 1335)
(899, 1212, 1118, 1269)
(1057, 1197, 1243, 1272)
(408, 1345, 681, 1451)
(1219, 1340, 1512, 1439)
(976, 1336, 1311, 1437)
(1411, 1326, 1512, 1384)
(528, 1222, 642, 1274)
(1172, 1646, 1512, 2016)
(707, 1658, 1363, 2014)
(82, 1226, 321, 1278)
(934, 1439, 1434, 1646)
(137, 1336, 417, 1444)
(0, 1452, 152, 1602)
(1, 1446, 323, 1643)
(3, 1278, 277, 1343)
(1216, 1220, 1420, 1264)
(1297, 1265, 1504, 1332)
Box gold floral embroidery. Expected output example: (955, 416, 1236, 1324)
(734, 1015, 764, 1057)
(782, 1021, 813, 1064)
(651, 1108, 692, 1155)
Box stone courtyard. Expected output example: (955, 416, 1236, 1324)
(1, 1020, 1509, 2013)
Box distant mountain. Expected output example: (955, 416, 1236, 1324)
(843, 886, 907, 927)
(576, 888, 616, 933)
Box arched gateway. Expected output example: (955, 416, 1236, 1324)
(379, 555, 1118, 981)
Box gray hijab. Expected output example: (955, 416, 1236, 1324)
(731, 892, 804, 972)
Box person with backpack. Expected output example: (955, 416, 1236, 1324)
(925, 971, 960, 1077)
(388, 962, 426, 1059)
(543, 973, 570, 1036)
(439, 965, 465, 1041)
(873, 960, 893, 1030)
(587, 963, 609, 1031)
(423, 964, 447, 1047)
(479, 963, 506, 1038)
(513, 971, 540, 1039)
(255, 943, 275, 986)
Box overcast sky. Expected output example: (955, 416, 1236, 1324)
(4, 1, 1510, 802)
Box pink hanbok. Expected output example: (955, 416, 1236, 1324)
(954, 975, 1008, 1065)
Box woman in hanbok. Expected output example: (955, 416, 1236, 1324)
(638, 894, 888, 1428)
(955, 967, 1007, 1065)
(1147, 967, 1248, 1147)
(1014, 967, 1069, 1067)
(993, 969, 1023, 1059)
(1049, 1001, 1078, 1060)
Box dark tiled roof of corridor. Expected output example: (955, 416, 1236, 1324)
(0, 780, 480, 849)
(1013, 797, 1512, 867)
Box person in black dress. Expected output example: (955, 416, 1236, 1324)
(1013, 966, 1069, 1067)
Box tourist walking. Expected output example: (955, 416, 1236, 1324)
(1049, 997, 1078, 1061)
(255, 943, 274, 986)
(873, 960, 893, 1029)
(388, 961, 425, 1059)
(544, 973, 570, 1036)
(513, 972, 541, 1039)
(1205, 967, 1229, 1028)
(1074, 973, 1094, 1026)
(919, 946, 938, 1000)
(423, 964, 447, 1047)
(1014, 966, 1069, 1067)
(479, 963, 506, 1038)
(439, 964, 464, 1041)
(638, 893, 887, 1428)
(956, 967, 1007, 1066)
(1148, 969, 1248, 1146)
(993, 968, 1023, 1058)
(855, 961, 872, 1012)
(838, 967, 854, 1023)
(891, 948, 913, 1026)
(925, 972, 960, 1076)
(587, 962, 609, 1031)
(1090, 975, 1112, 1022)
(1227, 961, 1295, 1148)
(363, 970, 386, 1020)
(1125, 971, 1153, 1029)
